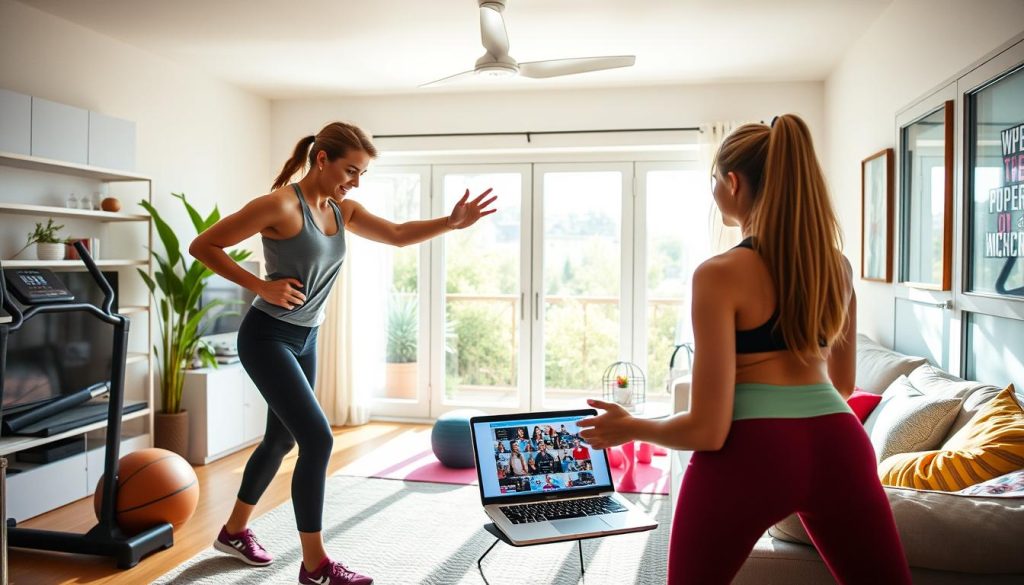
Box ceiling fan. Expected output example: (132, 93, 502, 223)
(420, 0, 636, 88)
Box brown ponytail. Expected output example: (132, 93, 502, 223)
(271, 122, 378, 190)
(714, 114, 847, 361)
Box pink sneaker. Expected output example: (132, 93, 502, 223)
(299, 557, 373, 585)
(213, 525, 274, 566)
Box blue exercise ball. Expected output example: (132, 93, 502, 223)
(431, 409, 485, 469)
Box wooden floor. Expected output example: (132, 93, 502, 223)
(7, 421, 427, 585)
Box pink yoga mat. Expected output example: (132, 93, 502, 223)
(336, 431, 671, 495)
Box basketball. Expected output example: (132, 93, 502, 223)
(93, 448, 200, 534)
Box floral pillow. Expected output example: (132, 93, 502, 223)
(958, 469, 1024, 497)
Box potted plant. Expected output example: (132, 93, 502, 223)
(14, 219, 66, 260)
(137, 193, 251, 457)
(384, 294, 418, 399)
(614, 374, 634, 408)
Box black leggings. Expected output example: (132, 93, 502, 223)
(235, 307, 333, 533)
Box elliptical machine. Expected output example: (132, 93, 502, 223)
(0, 241, 173, 577)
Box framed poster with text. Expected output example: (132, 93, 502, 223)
(966, 63, 1024, 298)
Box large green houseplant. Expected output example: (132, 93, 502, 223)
(138, 193, 250, 455)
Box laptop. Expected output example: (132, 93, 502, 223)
(470, 409, 658, 545)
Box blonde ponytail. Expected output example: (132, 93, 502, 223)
(716, 114, 847, 360)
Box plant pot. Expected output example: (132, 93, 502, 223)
(35, 242, 65, 261)
(154, 410, 190, 458)
(384, 362, 418, 400)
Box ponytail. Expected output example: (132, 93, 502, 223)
(271, 122, 378, 191)
(715, 114, 847, 361)
(272, 135, 315, 190)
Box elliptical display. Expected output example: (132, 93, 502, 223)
(0, 241, 173, 572)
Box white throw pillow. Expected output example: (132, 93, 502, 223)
(863, 375, 962, 462)
(908, 363, 1004, 437)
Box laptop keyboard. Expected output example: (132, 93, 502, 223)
(500, 496, 628, 524)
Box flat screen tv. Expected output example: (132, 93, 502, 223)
(2, 271, 118, 416)
(198, 260, 259, 336)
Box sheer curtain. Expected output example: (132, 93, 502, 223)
(699, 121, 746, 254)
(314, 258, 371, 427)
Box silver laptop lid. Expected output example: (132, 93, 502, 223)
(470, 409, 615, 506)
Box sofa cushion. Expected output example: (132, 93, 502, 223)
(768, 486, 1024, 573)
(908, 364, 1005, 437)
(959, 469, 1024, 497)
(855, 334, 928, 394)
(863, 376, 961, 462)
(879, 385, 1024, 491)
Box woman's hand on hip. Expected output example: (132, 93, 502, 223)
(257, 278, 305, 310)
(576, 399, 637, 450)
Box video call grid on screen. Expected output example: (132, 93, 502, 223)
(473, 415, 613, 499)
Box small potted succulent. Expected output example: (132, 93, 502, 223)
(614, 374, 634, 408)
(15, 219, 66, 260)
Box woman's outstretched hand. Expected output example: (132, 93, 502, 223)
(447, 188, 497, 229)
(577, 399, 637, 450)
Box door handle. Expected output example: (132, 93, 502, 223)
(534, 292, 539, 321)
(520, 292, 524, 320)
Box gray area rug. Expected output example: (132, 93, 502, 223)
(153, 475, 670, 584)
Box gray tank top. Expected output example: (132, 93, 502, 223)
(251, 183, 346, 327)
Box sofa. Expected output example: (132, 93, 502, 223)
(670, 334, 1024, 584)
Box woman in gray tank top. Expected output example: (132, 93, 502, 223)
(190, 122, 496, 585)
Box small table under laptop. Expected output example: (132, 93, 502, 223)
(478, 522, 601, 584)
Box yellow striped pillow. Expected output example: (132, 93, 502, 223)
(879, 385, 1024, 491)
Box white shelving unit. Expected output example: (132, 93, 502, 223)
(0, 148, 154, 521)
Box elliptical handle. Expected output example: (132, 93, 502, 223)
(0, 259, 25, 330)
(74, 241, 114, 315)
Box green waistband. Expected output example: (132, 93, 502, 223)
(732, 383, 853, 421)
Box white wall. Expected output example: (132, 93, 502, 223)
(825, 0, 1024, 347)
(271, 81, 825, 166)
(0, 0, 271, 242)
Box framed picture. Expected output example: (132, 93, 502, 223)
(899, 100, 954, 290)
(861, 148, 894, 282)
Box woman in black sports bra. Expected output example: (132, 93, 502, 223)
(579, 114, 911, 584)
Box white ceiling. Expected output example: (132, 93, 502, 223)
(18, 0, 892, 99)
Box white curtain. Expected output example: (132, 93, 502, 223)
(314, 259, 371, 427)
(699, 121, 746, 254)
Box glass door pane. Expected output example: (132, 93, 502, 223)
(966, 64, 1024, 297)
(434, 166, 530, 415)
(900, 102, 953, 288)
(534, 164, 631, 410)
(354, 167, 429, 419)
(637, 165, 710, 402)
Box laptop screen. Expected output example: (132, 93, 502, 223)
(471, 411, 614, 501)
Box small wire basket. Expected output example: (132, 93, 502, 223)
(602, 361, 645, 412)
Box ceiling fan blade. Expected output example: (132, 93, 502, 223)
(519, 55, 636, 79)
(419, 69, 478, 88)
(479, 4, 510, 58)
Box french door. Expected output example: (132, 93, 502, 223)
(366, 161, 707, 419)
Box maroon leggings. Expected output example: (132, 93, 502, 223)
(668, 413, 911, 584)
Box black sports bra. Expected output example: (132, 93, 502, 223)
(733, 237, 789, 354)
(732, 237, 828, 354)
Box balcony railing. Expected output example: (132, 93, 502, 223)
(442, 292, 686, 401)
